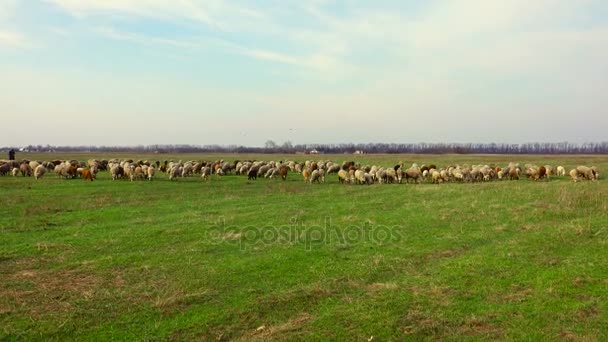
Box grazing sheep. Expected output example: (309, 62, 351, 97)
(279, 165, 289, 180)
(327, 164, 341, 174)
(29, 161, 40, 171)
(111, 165, 124, 180)
(133, 166, 145, 181)
(247, 167, 259, 180)
(591, 166, 600, 180)
(386, 168, 397, 184)
(431, 170, 443, 184)
(147, 166, 155, 181)
(169, 166, 181, 181)
(302, 169, 311, 182)
(576, 166, 596, 181)
(355, 170, 366, 184)
(569, 169, 580, 182)
(81, 169, 94, 181)
(0, 163, 9, 176)
(342, 161, 355, 171)
(337, 169, 350, 184)
(538, 166, 547, 180)
(20, 163, 32, 177)
(309, 170, 322, 184)
(11, 167, 19, 176)
(34, 165, 46, 179)
(404, 166, 422, 184)
(200, 166, 211, 181)
(508, 167, 520, 180)
(556, 166, 566, 177)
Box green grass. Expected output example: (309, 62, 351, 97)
(1, 153, 607, 340)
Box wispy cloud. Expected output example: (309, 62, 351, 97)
(0, 30, 30, 48)
(47, 0, 264, 31)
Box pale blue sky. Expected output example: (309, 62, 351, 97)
(1, 0, 607, 146)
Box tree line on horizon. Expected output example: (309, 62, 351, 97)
(2, 141, 608, 155)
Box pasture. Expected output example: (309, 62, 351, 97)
(1, 153, 607, 340)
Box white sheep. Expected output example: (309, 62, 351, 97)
(34, 165, 46, 179)
(147, 166, 155, 181)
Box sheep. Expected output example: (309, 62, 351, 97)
(431, 170, 442, 184)
(386, 168, 397, 184)
(327, 164, 341, 174)
(20, 163, 32, 177)
(247, 167, 259, 180)
(81, 169, 94, 181)
(342, 161, 355, 170)
(147, 166, 156, 181)
(453, 169, 465, 182)
(279, 165, 289, 180)
(11, 167, 19, 177)
(302, 169, 311, 182)
(111, 165, 124, 180)
(508, 167, 520, 180)
(591, 166, 600, 180)
(395, 168, 404, 183)
(309, 170, 322, 184)
(556, 166, 566, 177)
(201, 166, 211, 181)
(133, 166, 145, 181)
(569, 169, 581, 182)
(181, 163, 194, 177)
(355, 170, 366, 184)
(376, 169, 387, 184)
(258, 165, 271, 177)
(363, 172, 374, 185)
(0, 163, 9, 176)
(576, 166, 597, 181)
(318, 169, 326, 183)
(34, 165, 46, 179)
(404, 166, 422, 184)
(29, 161, 40, 171)
(538, 166, 547, 180)
(169, 166, 181, 181)
(337, 169, 350, 184)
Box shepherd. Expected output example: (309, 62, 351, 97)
(8, 149, 15, 161)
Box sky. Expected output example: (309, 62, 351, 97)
(1, 0, 607, 147)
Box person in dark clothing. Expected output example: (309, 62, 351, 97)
(8, 149, 15, 160)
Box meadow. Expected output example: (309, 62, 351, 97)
(1, 153, 607, 340)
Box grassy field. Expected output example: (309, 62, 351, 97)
(1, 153, 607, 340)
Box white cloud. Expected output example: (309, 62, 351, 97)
(47, 0, 264, 31)
(0, 30, 28, 48)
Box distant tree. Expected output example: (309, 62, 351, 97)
(265, 140, 278, 149)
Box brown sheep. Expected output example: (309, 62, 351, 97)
(20, 163, 32, 177)
(279, 165, 289, 180)
(81, 169, 94, 181)
(342, 161, 355, 170)
(302, 169, 311, 182)
(537, 166, 547, 180)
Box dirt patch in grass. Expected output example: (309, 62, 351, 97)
(457, 317, 503, 337)
(367, 282, 399, 291)
(401, 306, 444, 335)
(489, 284, 533, 303)
(248, 313, 313, 339)
(1, 267, 104, 318)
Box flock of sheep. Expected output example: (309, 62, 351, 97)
(0, 158, 600, 184)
